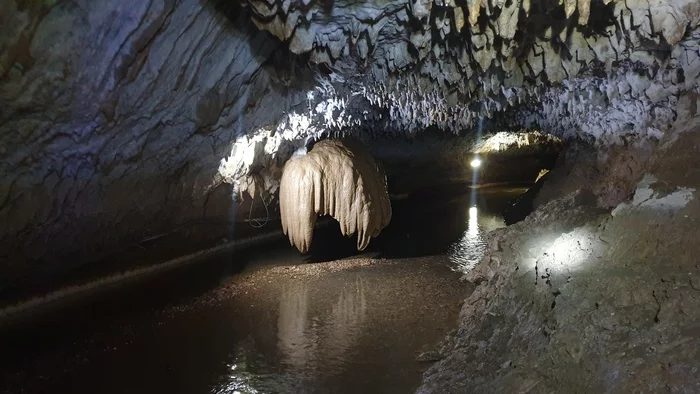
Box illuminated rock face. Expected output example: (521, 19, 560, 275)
(279, 139, 392, 253)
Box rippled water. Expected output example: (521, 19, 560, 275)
(0, 185, 527, 394)
(448, 205, 508, 272)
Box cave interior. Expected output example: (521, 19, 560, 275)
(1, 0, 700, 392)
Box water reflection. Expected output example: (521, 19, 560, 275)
(208, 232, 471, 393)
(449, 206, 505, 273)
(468, 206, 478, 236)
(276, 276, 368, 375)
(0, 188, 526, 394)
(213, 358, 260, 394)
(325, 277, 367, 366)
(211, 195, 512, 394)
(278, 282, 316, 370)
(213, 336, 267, 394)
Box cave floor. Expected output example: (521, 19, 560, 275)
(0, 186, 526, 394)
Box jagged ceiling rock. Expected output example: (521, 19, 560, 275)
(213, 0, 700, 220)
(237, 0, 700, 140)
(244, 0, 699, 76)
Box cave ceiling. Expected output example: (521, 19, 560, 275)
(233, 0, 700, 139)
(217, 0, 700, 210)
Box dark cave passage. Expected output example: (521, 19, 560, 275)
(0, 130, 558, 394)
(0, 130, 560, 307)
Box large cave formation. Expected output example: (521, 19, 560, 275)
(2, 0, 700, 391)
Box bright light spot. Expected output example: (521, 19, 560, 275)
(218, 127, 281, 185)
(542, 229, 597, 272)
(468, 206, 478, 236)
(214, 362, 260, 394)
(470, 158, 482, 168)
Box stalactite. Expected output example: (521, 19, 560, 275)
(279, 139, 392, 253)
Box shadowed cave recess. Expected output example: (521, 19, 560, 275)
(1, 0, 700, 392)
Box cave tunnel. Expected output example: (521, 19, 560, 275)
(1, 0, 699, 393)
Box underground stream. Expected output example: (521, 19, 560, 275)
(0, 184, 529, 394)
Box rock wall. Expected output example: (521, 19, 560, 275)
(0, 0, 313, 292)
(418, 98, 700, 393)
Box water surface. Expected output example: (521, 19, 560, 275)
(0, 186, 525, 394)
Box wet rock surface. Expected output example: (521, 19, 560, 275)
(420, 119, 700, 393)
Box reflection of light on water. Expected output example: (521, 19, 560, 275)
(213, 340, 261, 394)
(470, 116, 484, 207)
(213, 366, 259, 394)
(213, 273, 371, 394)
(450, 207, 505, 273)
(277, 282, 316, 369)
(468, 206, 478, 236)
(326, 277, 367, 361)
(276, 276, 367, 370)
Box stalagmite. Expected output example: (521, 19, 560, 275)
(279, 139, 392, 253)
